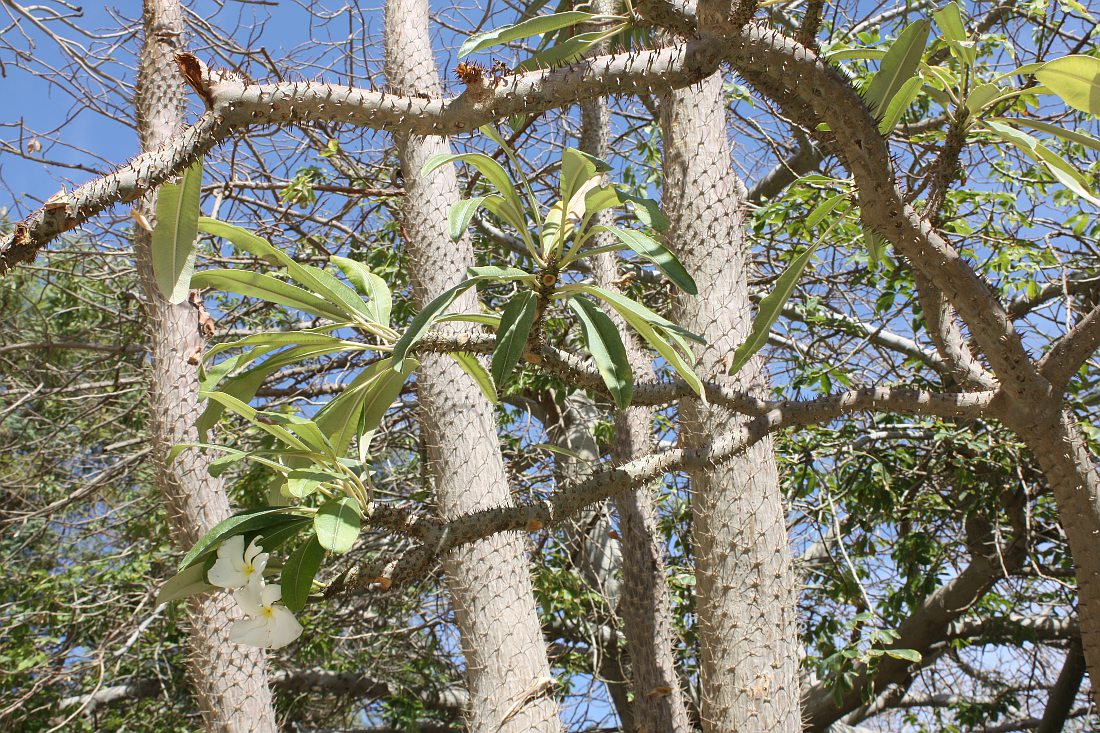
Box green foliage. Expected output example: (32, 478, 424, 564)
(152, 161, 203, 304)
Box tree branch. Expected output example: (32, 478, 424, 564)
(329, 386, 996, 595)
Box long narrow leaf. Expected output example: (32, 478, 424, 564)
(568, 296, 632, 408)
(282, 535, 325, 612)
(459, 11, 598, 57)
(191, 269, 346, 322)
(180, 507, 304, 570)
(729, 242, 821, 375)
(492, 290, 538, 385)
(330, 256, 393, 327)
(864, 20, 931, 117)
(602, 227, 697, 295)
(152, 161, 203, 304)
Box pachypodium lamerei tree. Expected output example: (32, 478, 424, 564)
(2, 1, 1099, 731)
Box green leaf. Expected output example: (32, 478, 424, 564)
(330, 256, 393, 326)
(984, 120, 1100, 206)
(965, 83, 1002, 116)
(391, 280, 479, 370)
(191, 269, 346, 322)
(201, 391, 315, 452)
(619, 191, 670, 232)
(152, 161, 203, 304)
(579, 285, 704, 397)
(449, 197, 490, 241)
(864, 20, 931, 117)
(199, 218, 377, 326)
(1032, 142, 1100, 206)
(156, 562, 215, 605)
(864, 225, 887, 266)
(316, 358, 397, 453)
(932, 2, 976, 66)
(568, 296, 632, 408)
(282, 535, 325, 612)
(459, 11, 598, 58)
(932, 2, 966, 44)
(515, 31, 608, 73)
(492, 290, 539, 386)
(253, 518, 311, 553)
(561, 147, 609, 205)
(730, 241, 820, 375)
(878, 75, 923, 133)
(392, 268, 536, 370)
(449, 352, 497, 403)
(197, 343, 348, 438)
(884, 648, 922, 663)
(993, 117, 1100, 153)
(805, 193, 849, 229)
(180, 507, 303, 570)
(579, 285, 704, 345)
(601, 227, 697, 295)
(285, 469, 336, 499)
(1036, 55, 1100, 116)
(314, 498, 361, 554)
(421, 154, 526, 235)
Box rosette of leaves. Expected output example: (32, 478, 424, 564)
(394, 125, 705, 409)
(158, 218, 414, 611)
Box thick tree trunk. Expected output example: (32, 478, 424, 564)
(383, 0, 559, 730)
(662, 72, 802, 731)
(579, 47, 693, 730)
(133, 1, 278, 730)
(1013, 406, 1100, 684)
(547, 393, 634, 730)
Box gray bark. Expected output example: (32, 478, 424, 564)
(579, 36, 693, 730)
(662, 72, 802, 731)
(133, 1, 278, 731)
(383, 0, 559, 729)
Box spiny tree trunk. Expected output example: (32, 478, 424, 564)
(580, 65, 693, 729)
(662, 72, 802, 732)
(1011, 405, 1100, 680)
(546, 393, 634, 730)
(133, 1, 278, 730)
(383, 0, 559, 729)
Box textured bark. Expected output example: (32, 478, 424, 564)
(383, 0, 559, 730)
(579, 40, 693, 729)
(546, 393, 633, 731)
(133, 1, 278, 731)
(1012, 407, 1100, 685)
(661, 72, 802, 731)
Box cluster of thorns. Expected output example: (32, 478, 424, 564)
(454, 59, 511, 86)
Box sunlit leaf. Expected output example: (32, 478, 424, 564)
(459, 11, 598, 58)
(1035, 55, 1100, 116)
(314, 498, 361, 554)
(492, 290, 538, 385)
(568, 295, 632, 408)
(729, 241, 820, 376)
(152, 161, 203, 304)
(864, 20, 931, 118)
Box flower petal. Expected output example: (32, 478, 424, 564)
(207, 558, 247, 589)
(233, 580, 265, 616)
(261, 582, 282, 607)
(216, 534, 245, 560)
(266, 606, 304, 649)
(244, 538, 265, 565)
(229, 616, 271, 647)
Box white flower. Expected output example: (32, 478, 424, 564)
(207, 535, 268, 589)
(230, 580, 303, 649)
